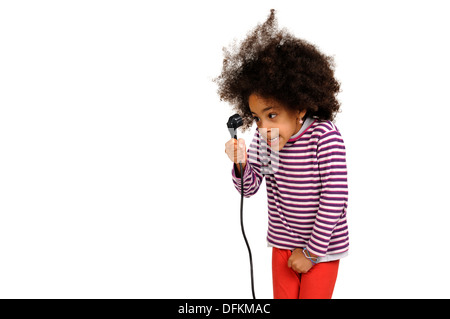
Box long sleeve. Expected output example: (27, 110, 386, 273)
(231, 130, 264, 198)
(306, 128, 349, 257)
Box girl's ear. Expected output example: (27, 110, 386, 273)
(295, 109, 307, 122)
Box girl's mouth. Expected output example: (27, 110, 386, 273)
(268, 136, 280, 147)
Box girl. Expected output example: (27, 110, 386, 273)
(216, 9, 349, 299)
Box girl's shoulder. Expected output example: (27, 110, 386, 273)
(310, 119, 344, 142)
(311, 119, 339, 133)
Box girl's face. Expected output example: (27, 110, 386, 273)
(249, 93, 306, 151)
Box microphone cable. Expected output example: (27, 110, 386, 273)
(227, 114, 255, 299)
(238, 162, 256, 299)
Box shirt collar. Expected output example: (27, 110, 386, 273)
(287, 117, 316, 143)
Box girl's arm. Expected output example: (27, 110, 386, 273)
(306, 128, 349, 257)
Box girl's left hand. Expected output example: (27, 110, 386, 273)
(287, 249, 314, 274)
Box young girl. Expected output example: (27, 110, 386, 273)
(216, 9, 349, 299)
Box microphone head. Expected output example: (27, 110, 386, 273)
(227, 114, 243, 139)
(227, 114, 243, 129)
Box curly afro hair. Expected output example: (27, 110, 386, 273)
(213, 9, 341, 132)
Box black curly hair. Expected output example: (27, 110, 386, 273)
(213, 9, 341, 132)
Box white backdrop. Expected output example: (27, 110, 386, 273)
(1, 0, 449, 298)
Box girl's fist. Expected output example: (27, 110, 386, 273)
(225, 138, 247, 165)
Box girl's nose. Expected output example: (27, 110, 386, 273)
(258, 120, 272, 131)
(259, 127, 278, 140)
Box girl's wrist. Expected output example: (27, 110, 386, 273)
(302, 248, 319, 265)
(306, 249, 318, 259)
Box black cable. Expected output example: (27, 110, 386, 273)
(239, 162, 256, 299)
(227, 114, 255, 299)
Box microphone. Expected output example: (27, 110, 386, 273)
(226, 113, 256, 299)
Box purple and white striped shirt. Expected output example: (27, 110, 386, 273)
(231, 119, 349, 257)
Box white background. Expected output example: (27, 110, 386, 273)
(1, 0, 449, 298)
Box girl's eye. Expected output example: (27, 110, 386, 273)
(253, 114, 276, 123)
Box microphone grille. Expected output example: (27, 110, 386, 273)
(227, 114, 243, 129)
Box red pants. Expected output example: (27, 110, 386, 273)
(272, 247, 340, 299)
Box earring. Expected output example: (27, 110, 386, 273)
(299, 118, 303, 125)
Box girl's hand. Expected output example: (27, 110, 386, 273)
(287, 248, 315, 274)
(225, 138, 247, 166)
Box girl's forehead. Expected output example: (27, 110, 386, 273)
(251, 105, 280, 113)
(249, 94, 284, 113)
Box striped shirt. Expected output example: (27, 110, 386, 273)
(231, 119, 349, 257)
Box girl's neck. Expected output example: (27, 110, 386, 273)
(290, 117, 313, 140)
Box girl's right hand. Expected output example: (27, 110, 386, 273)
(225, 138, 247, 166)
